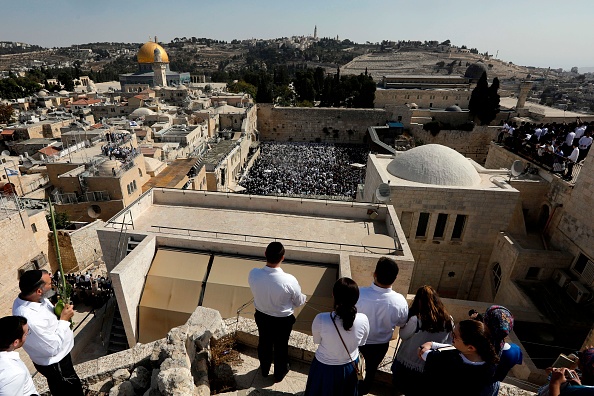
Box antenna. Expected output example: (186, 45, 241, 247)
(375, 182, 391, 203)
(509, 160, 524, 181)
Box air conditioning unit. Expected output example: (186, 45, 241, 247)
(553, 269, 572, 288)
(566, 281, 591, 303)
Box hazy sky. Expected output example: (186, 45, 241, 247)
(2, 0, 592, 70)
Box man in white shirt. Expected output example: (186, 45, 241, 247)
(0, 316, 37, 396)
(248, 242, 306, 382)
(564, 142, 580, 181)
(12, 270, 84, 396)
(356, 257, 409, 395)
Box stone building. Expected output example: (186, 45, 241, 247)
(360, 144, 520, 300)
(48, 135, 150, 222)
(0, 198, 49, 316)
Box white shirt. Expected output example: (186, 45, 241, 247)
(568, 147, 579, 163)
(0, 351, 37, 396)
(12, 297, 74, 366)
(565, 131, 576, 146)
(356, 283, 408, 344)
(248, 266, 306, 317)
(579, 136, 592, 149)
(312, 312, 369, 365)
(575, 126, 586, 139)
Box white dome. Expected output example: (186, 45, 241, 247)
(131, 107, 156, 117)
(37, 90, 48, 97)
(387, 144, 481, 187)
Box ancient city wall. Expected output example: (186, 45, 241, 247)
(410, 125, 499, 164)
(257, 104, 388, 143)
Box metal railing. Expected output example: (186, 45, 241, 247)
(497, 141, 584, 184)
(149, 224, 403, 253)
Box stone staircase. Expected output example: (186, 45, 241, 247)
(107, 305, 128, 354)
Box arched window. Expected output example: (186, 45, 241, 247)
(492, 263, 502, 294)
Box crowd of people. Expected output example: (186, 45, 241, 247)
(51, 270, 113, 309)
(239, 142, 369, 199)
(1, 250, 592, 395)
(247, 242, 593, 396)
(498, 119, 593, 181)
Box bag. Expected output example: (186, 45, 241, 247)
(356, 352, 366, 381)
(330, 313, 366, 381)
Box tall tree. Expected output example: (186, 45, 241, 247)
(0, 103, 14, 124)
(469, 72, 500, 125)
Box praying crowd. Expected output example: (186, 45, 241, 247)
(51, 270, 113, 309)
(498, 119, 593, 181)
(100, 132, 137, 161)
(239, 142, 369, 199)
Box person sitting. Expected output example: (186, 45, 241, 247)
(420, 320, 498, 396)
(304, 278, 370, 396)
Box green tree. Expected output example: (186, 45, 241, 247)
(228, 80, 257, 100)
(469, 72, 500, 125)
(0, 103, 14, 124)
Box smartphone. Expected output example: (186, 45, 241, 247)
(553, 353, 576, 369)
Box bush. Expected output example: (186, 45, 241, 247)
(423, 121, 442, 136)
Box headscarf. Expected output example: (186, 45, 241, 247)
(579, 347, 594, 385)
(483, 305, 514, 355)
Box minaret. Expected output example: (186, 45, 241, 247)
(152, 46, 167, 87)
(314, 25, 317, 39)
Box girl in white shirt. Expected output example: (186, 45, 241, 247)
(304, 277, 369, 396)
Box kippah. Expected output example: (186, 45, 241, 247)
(19, 270, 43, 295)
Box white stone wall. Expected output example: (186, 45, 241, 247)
(111, 235, 156, 347)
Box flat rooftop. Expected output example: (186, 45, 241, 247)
(202, 140, 238, 166)
(134, 204, 388, 248)
(142, 158, 194, 191)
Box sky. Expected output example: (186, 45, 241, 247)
(2, 0, 593, 70)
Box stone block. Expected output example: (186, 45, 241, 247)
(98, 351, 134, 377)
(130, 366, 151, 392)
(112, 368, 131, 386)
(157, 367, 195, 396)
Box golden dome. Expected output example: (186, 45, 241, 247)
(137, 41, 169, 64)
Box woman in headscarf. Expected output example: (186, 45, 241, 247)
(482, 305, 523, 396)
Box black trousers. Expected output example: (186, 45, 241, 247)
(358, 342, 390, 395)
(254, 310, 295, 378)
(33, 353, 84, 396)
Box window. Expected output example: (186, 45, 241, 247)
(525, 267, 541, 280)
(400, 211, 413, 238)
(433, 213, 448, 239)
(492, 263, 502, 294)
(573, 253, 594, 285)
(132, 180, 137, 190)
(31, 223, 37, 233)
(451, 215, 467, 240)
(416, 212, 430, 238)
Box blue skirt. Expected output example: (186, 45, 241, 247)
(304, 356, 359, 396)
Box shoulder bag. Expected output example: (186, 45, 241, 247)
(330, 313, 366, 381)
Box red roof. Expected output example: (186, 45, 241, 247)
(133, 94, 150, 100)
(38, 146, 60, 156)
(1, 129, 15, 136)
(71, 98, 101, 106)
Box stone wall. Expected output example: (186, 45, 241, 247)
(47, 220, 105, 273)
(110, 235, 156, 347)
(257, 104, 388, 143)
(34, 307, 227, 396)
(411, 124, 499, 164)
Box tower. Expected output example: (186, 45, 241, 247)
(152, 47, 167, 87)
(516, 81, 532, 109)
(314, 25, 317, 39)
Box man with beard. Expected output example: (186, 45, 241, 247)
(12, 270, 84, 395)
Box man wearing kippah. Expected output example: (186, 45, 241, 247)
(12, 270, 84, 396)
(0, 315, 37, 396)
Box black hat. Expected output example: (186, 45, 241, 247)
(19, 270, 44, 295)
